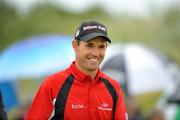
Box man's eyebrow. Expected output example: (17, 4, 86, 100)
(86, 42, 94, 45)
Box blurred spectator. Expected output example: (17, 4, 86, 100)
(147, 109, 164, 120)
(14, 100, 31, 120)
(126, 96, 144, 120)
(0, 91, 8, 120)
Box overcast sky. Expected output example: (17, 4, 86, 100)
(5, 0, 179, 16)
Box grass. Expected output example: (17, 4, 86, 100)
(135, 91, 163, 116)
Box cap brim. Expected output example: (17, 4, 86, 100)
(80, 33, 111, 43)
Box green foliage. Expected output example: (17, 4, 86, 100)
(0, 2, 180, 64)
(0, 0, 18, 50)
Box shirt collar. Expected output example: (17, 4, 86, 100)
(68, 61, 103, 83)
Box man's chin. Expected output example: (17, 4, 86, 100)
(87, 66, 99, 71)
(86, 62, 100, 70)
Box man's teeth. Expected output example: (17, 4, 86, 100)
(90, 58, 97, 62)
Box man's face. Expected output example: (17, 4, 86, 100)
(73, 37, 107, 73)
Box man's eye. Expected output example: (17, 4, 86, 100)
(99, 45, 105, 49)
(86, 45, 93, 47)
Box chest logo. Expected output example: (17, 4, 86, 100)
(98, 102, 112, 111)
(102, 102, 109, 107)
(71, 104, 85, 109)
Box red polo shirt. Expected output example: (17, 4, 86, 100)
(25, 62, 127, 120)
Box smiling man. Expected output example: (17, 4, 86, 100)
(25, 21, 127, 120)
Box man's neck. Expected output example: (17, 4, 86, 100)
(85, 69, 98, 80)
(75, 63, 98, 80)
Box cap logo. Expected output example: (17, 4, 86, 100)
(75, 30, 80, 37)
(83, 25, 97, 30)
(83, 25, 106, 32)
(98, 25, 106, 32)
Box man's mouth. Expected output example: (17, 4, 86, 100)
(89, 58, 98, 62)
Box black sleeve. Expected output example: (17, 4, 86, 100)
(0, 91, 8, 120)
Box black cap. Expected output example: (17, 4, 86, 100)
(74, 21, 111, 43)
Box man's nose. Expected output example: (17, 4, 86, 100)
(91, 47, 100, 56)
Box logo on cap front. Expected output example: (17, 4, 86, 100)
(83, 25, 97, 31)
(98, 25, 106, 32)
(82, 25, 106, 32)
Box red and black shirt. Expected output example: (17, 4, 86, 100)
(25, 62, 127, 120)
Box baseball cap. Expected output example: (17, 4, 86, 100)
(74, 21, 111, 43)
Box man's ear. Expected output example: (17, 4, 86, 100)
(72, 40, 78, 50)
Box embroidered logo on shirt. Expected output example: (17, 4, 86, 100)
(71, 104, 85, 109)
(98, 102, 112, 111)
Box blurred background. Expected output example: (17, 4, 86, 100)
(0, 0, 180, 119)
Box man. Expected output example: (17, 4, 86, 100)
(0, 91, 8, 120)
(25, 21, 127, 120)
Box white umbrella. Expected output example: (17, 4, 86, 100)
(101, 43, 174, 95)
